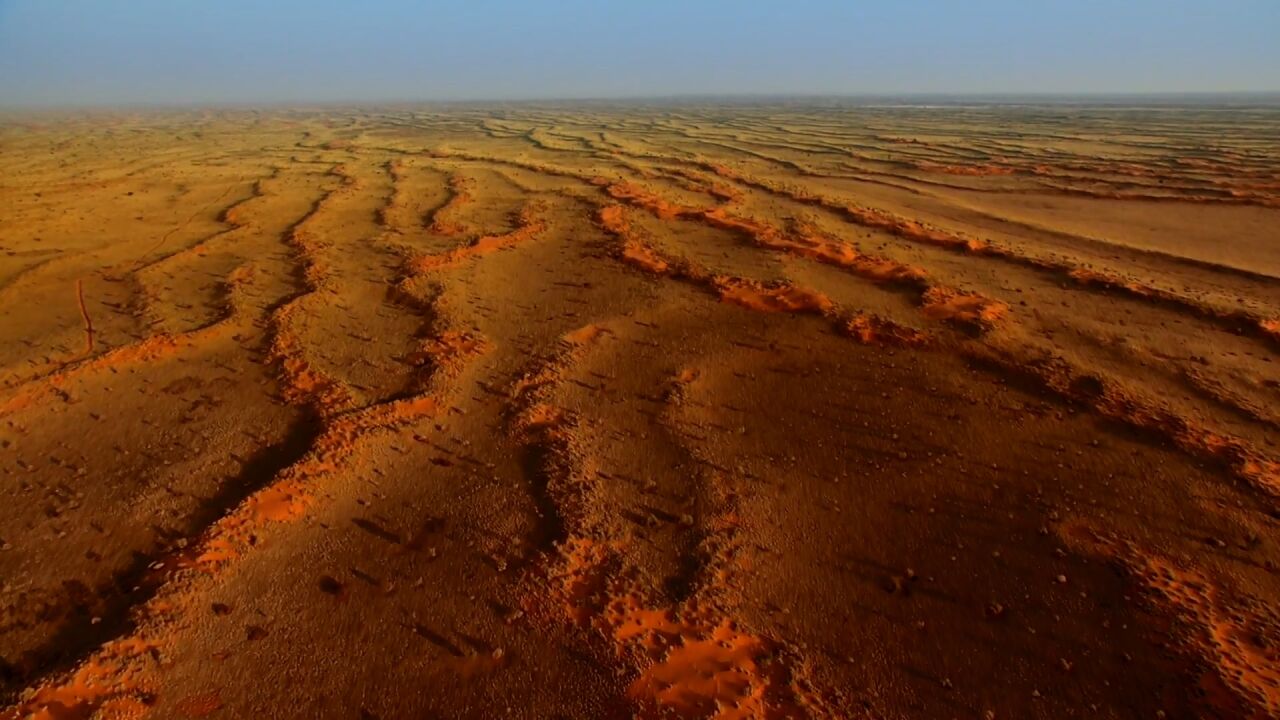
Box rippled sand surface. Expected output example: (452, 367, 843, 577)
(2, 104, 1278, 719)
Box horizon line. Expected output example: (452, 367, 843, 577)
(4, 89, 1280, 114)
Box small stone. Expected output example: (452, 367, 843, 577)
(318, 575, 344, 595)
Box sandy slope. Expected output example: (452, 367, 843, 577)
(0, 104, 1278, 719)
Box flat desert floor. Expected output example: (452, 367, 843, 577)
(1, 104, 1278, 719)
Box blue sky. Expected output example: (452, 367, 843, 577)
(1, 1, 1277, 106)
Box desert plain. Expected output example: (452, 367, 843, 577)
(0, 102, 1278, 719)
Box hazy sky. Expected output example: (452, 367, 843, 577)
(1, 1, 1277, 107)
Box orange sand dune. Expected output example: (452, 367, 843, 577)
(1, 104, 1278, 720)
